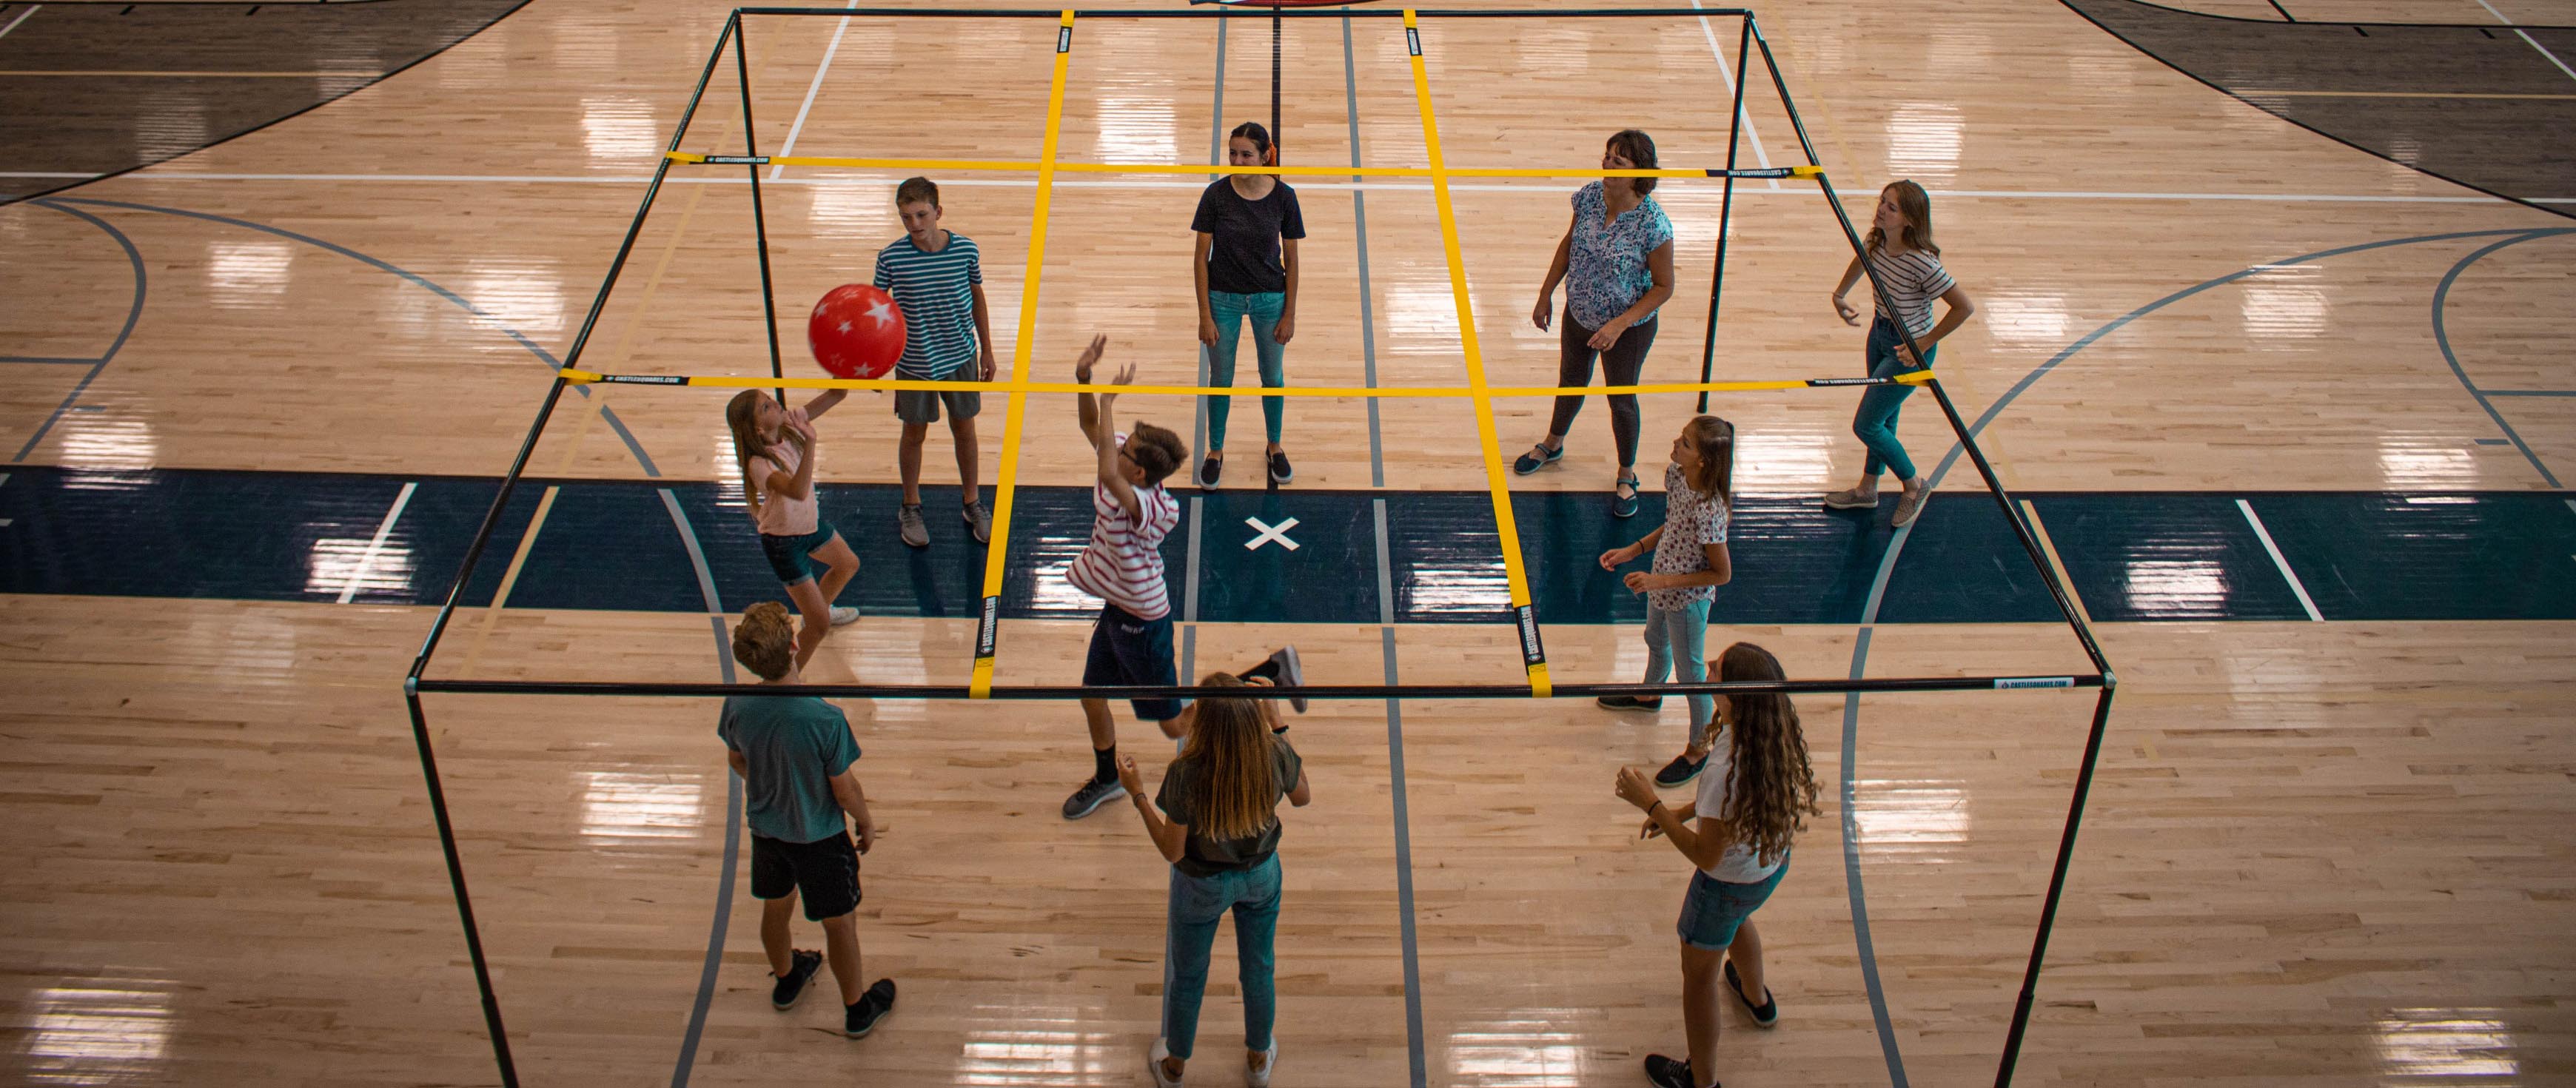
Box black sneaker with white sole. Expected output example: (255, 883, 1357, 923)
(1725, 959, 1778, 1027)
(844, 978, 896, 1038)
(1643, 1053, 1708, 1088)
(770, 949, 822, 1010)
(1268, 449, 1293, 485)
(1061, 776, 1127, 819)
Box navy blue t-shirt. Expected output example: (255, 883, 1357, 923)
(1193, 180, 1307, 295)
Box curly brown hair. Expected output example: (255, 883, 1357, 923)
(1716, 642, 1819, 866)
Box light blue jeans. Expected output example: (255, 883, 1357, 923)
(1204, 289, 1287, 450)
(1161, 854, 1282, 1060)
(1643, 599, 1714, 736)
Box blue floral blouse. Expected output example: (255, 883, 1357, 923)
(1563, 181, 1675, 331)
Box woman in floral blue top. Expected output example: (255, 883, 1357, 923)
(1518, 129, 1678, 519)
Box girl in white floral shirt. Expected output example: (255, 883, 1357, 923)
(1597, 416, 1736, 786)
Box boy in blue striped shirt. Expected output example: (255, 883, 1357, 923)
(876, 177, 999, 548)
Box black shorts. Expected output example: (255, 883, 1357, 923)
(1081, 602, 1184, 722)
(750, 832, 862, 921)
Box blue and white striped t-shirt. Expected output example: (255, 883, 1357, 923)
(872, 232, 983, 379)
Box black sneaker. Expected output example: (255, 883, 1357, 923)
(1643, 1053, 1708, 1088)
(1267, 449, 1293, 485)
(1597, 694, 1662, 712)
(1512, 443, 1563, 475)
(844, 978, 896, 1038)
(1061, 776, 1127, 819)
(1269, 645, 1307, 714)
(1654, 752, 1708, 788)
(1725, 959, 1778, 1027)
(1199, 455, 1223, 489)
(770, 949, 823, 1010)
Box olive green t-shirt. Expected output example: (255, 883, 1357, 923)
(1155, 736, 1302, 879)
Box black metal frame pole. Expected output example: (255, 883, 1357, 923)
(412, 672, 2104, 699)
(736, 16, 788, 389)
(1271, 2, 1282, 161)
(1993, 682, 2119, 1086)
(1694, 16, 1751, 414)
(731, 6, 1759, 18)
(400, 18, 744, 1088)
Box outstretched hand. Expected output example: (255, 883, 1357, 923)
(1613, 765, 1661, 811)
(1074, 334, 1107, 383)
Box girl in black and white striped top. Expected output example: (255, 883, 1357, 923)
(1823, 181, 1976, 529)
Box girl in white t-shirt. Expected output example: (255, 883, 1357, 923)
(1614, 642, 1822, 1088)
(725, 389, 862, 669)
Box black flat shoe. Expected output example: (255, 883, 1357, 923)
(1513, 443, 1563, 475)
(1198, 455, 1222, 489)
(1611, 475, 1642, 520)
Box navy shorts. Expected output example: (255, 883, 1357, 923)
(1677, 854, 1788, 950)
(758, 521, 841, 585)
(750, 831, 862, 921)
(1081, 602, 1184, 722)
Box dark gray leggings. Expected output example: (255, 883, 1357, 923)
(1546, 309, 1660, 471)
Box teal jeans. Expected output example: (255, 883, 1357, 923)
(1204, 289, 1287, 450)
(1161, 854, 1282, 1059)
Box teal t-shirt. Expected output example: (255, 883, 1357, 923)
(718, 694, 860, 844)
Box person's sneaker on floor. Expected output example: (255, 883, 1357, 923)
(1247, 1039, 1278, 1088)
(1148, 1038, 1184, 1088)
(1268, 645, 1307, 714)
(828, 605, 861, 627)
(1198, 454, 1223, 490)
(1891, 483, 1931, 528)
(1061, 776, 1126, 819)
(1654, 752, 1708, 788)
(1267, 449, 1293, 486)
(769, 948, 822, 1010)
(843, 978, 896, 1038)
(1725, 959, 1779, 1027)
(962, 500, 991, 544)
(1643, 1053, 1708, 1088)
(1596, 694, 1663, 712)
(1821, 487, 1879, 510)
(898, 502, 929, 548)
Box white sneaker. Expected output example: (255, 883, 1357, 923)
(1247, 1041, 1278, 1088)
(828, 605, 860, 626)
(1149, 1038, 1184, 1088)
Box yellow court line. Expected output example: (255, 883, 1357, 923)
(0, 70, 383, 78)
(2017, 500, 2094, 629)
(1401, 9, 1549, 698)
(970, 9, 1076, 699)
(665, 151, 1819, 182)
(557, 369, 1933, 398)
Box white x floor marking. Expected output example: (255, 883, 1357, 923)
(1244, 515, 1300, 551)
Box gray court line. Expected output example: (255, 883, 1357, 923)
(0, 355, 99, 365)
(1181, 12, 1230, 701)
(1834, 226, 2565, 1085)
(672, 618, 745, 1087)
(1349, 15, 1424, 1086)
(29, 195, 754, 1083)
(2476, 0, 2576, 82)
(2430, 229, 2571, 488)
(2483, 388, 2576, 396)
(2235, 499, 2324, 621)
(0, 6, 37, 41)
(15, 200, 143, 463)
(768, 0, 862, 181)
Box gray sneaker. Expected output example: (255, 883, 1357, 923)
(962, 500, 991, 545)
(1061, 777, 1127, 819)
(898, 503, 928, 548)
(1822, 487, 1880, 510)
(1891, 484, 1931, 528)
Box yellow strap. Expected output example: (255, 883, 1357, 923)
(665, 150, 1821, 182)
(554, 368, 1935, 397)
(1404, 10, 1549, 699)
(970, 10, 1076, 699)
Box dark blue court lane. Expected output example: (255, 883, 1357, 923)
(4, 466, 2569, 625)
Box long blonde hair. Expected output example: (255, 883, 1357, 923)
(1176, 674, 1280, 841)
(724, 389, 802, 521)
(1715, 642, 1819, 866)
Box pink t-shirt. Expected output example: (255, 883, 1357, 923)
(748, 440, 819, 537)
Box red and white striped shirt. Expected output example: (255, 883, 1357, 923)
(1067, 477, 1179, 619)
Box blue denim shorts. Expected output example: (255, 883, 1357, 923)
(1676, 854, 1788, 950)
(758, 521, 839, 585)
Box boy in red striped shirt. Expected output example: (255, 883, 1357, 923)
(1061, 336, 1304, 819)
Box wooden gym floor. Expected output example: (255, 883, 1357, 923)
(2, 1, 2572, 1085)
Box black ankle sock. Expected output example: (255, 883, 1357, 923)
(1093, 745, 1118, 785)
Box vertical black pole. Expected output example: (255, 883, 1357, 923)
(737, 15, 787, 389)
(1695, 16, 1751, 414)
(1271, 2, 1283, 161)
(1994, 682, 2120, 1087)
(406, 688, 520, 1087)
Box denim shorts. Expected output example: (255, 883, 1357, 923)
(1676, 853, 1788, 950)
(758, 521, 839, 585)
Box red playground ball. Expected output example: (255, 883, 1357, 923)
(808, 283, 905, 380)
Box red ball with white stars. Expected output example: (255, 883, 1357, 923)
(807, 283, 906, 380)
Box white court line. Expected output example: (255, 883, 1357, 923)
(2477, 0, 2576, 82)
(13, 169, 2574, 203)
(336, 481, 417, 605)
(1690, 0, 1780, 189)
(0, 6, 38, 41)
(768, 0, 859, 181)
(2237, 498, 2324, 622)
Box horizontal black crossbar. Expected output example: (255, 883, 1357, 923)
(412, 674, 2108, 699)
